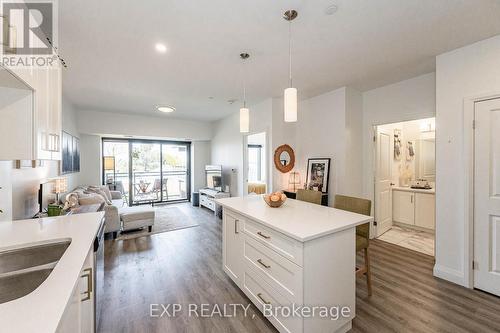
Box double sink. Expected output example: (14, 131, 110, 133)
(0, 239, 71, 304)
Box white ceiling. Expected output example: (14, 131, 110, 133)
(59, 0, 500, 122)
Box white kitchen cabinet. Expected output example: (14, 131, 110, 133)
(415, 193, 435, 229)
(0, 63, 62, 160)
(222, 210, 244, 287)
(218, 197, 371, 333)
(392, 189, 435, 230)
(57, 246, 95, 333)
(393, 190, 415, 225)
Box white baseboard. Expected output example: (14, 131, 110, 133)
(433, 264, 468, 287)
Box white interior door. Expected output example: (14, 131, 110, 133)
(474, 99, 500, 296)
(375, 127, 393, 237)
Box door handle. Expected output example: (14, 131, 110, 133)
(411, 195, 413, 204)
(234, 219, 239, 234)
(390, 183, 395, 186)
(257, 259, 271, 269)
(257, 231, 271, 239)
(81, 267, 93, 302)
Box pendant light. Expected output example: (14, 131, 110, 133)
(284, 9, 298, 123)
(239, 53, 250, 133)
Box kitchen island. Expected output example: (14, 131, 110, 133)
(216, 195, 373, 333)
(0, 212, 104, 333)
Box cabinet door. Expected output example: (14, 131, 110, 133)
(392, 190, 415, 225)
(79, 247, 95, 333)
(223, 211, 244, 286)
(415, 193, 435, 230)
(49, 65, 62, 160)
(56, 278, 81, 333)
(34, 67, 52, 160)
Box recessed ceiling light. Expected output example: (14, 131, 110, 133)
(155, 43, 167, 53)
(325, 4, 338, 15)
(157, 105, 175, 113)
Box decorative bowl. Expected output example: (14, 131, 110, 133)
(263, 192, 287, 208)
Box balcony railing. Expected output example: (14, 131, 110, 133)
(105, 169, 188, 204)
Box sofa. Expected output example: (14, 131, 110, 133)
(61, 185, 125, 238)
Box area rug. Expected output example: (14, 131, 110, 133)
(116, 205, 199, 240)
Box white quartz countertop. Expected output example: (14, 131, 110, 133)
(0, 212, 105, 333)
(392, 186, 435, 194)
(215, 196, 373, 242)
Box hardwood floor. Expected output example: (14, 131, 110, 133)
(100, 203, 500, 333)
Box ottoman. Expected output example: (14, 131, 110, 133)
(120, 206, 155, 233)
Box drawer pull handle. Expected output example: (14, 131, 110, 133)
(81, 267, 93, 302)
(234, 219, 239, 234)
(257, 293, 271, 305)
(257, 231, 271, 239)
(257, 259, 271, 269)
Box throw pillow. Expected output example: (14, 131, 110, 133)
(79, 194, 105, 206)
(90, 185, 112, 202)
(85, 188, 112, 205)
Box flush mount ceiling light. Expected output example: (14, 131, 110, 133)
(156, 105, 175, 113)
(283, 9, 298, 123)
(239, 52, 250, 133)
(155, 43, 167, 53)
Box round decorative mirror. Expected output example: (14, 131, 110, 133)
(274, 144, 295, 173)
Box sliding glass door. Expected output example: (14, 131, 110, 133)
(103, 139, 190, 205)
(162, 144, 188, 201)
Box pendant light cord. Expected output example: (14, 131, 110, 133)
(243, 58, 247, 108)
(288, 20, 293, 87)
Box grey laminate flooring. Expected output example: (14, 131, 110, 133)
(100, 203, 500, 333)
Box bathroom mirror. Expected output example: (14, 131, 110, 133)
(274, 144, 295, 173)
(415, 138, 436, 182)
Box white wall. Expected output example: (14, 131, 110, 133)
(293, 88, 347, 204)
(61, 97, 81, 190)
(270, 87, 364, 205)
(77, 110, 212, 141)
(362, 73, 436, 207)
(211, 99, 273, 197)
(434, 35, 500, 287)
(78, 134, 102, 186)
(191, 141, 211, 192)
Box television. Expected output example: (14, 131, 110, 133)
(206, 165, 223, 191)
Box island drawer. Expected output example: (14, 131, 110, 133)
(244, 219, 303, 266)
(243, 266, 302, 333)
(244, 236, 303, 304)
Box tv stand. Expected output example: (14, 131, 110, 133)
(199, 188, 230, 215)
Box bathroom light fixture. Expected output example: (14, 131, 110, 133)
(157, 105, 175, 113)
(155, 43, 167, 53)
(239, 53, 250, 133)
(283, 10, 298, 123)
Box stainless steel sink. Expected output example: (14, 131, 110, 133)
(0, 240, 71, 304)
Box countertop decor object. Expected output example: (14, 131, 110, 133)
(263, 191, 287, 208)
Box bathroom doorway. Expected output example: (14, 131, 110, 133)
(373, 118, 436, 256)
